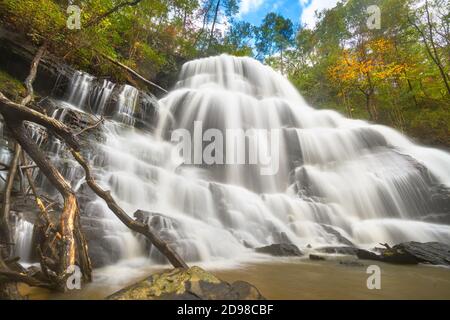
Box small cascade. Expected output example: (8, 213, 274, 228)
(67, 71, 94, 109)
(90, 79, 115, 115)
(116, 85, 139, 126)
(13, 216, 34, 263)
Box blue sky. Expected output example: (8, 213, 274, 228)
(237, 0, 339, 27)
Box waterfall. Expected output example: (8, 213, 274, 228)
(116, 85, 139, 126)
(12, 54, 450, 268)
(91, 79, 115, 115)
(67, 71, 94, 109)
(13, 216, 34, 263)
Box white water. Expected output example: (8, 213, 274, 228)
(14, 55, 450, 268)
(13, 216, 34, 262)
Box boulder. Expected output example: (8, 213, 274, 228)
(355, 242, 450, 265)
(394, 242, 450, 266)
(309, 254, 326, 261)
(255, 243, 303, 257)
(107, 266, 265, 300)
(356, 247, 418, 265)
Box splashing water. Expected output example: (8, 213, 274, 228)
(17, 55, 450, 268)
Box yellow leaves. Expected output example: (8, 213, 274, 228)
(328, 38, 408, 89)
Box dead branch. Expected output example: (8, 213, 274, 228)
(21, 43, 48, 106)
(98, 52, 168, 94)
(0, 93, 80, 151)
(75, 116, 104, 136)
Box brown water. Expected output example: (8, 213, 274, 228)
(20, 258, 450, 300)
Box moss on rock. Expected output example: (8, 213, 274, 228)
(107, 266, 265, 300)
(0, 69, 25, 100)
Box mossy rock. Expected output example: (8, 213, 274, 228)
(0, 69, 26, 100)
(107, 266, 265, 300)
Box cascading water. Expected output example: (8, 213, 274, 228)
(13, 216, 34, 263)
(14, 55, 450, 270)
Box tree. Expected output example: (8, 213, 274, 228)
(223, 20, 255, 56)
(202, 0, 240, 50)
(255, 13, 294, 74)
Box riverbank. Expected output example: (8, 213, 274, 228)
(19, 257, 450, 300)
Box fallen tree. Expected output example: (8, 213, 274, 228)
(0, 42, 92, 292)
(0, 61, 187, 293)
(1, 91, 186, 266)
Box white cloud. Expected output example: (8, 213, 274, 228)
(239, 0, 264, 16)
(299, 0, 340, 28)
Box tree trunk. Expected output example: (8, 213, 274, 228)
(208, 0, 221, 49)
(0, 143, 24, 299)
(0, 143, 21, 259)
(4, 119, 92, 290)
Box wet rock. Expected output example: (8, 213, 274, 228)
(394, 242, 450, 266)
(316, 246, 358, 255)
(320, 224, 354, 247)
(107, 266, 265, 300)
(81, 217, 123, 268)
(430, 184, 450, 215)
(309, 254, 326, 261)
(255, 243, 303, 257)
(133, 210, 203, 263)
(356, 247, 418, 264)
(357, 242, 450, 266)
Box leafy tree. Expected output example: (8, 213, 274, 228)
(255, 12, 294, 74)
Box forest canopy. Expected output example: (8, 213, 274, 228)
(0, 0, 449, 146)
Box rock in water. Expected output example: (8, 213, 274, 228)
(356, 242, 450, 266)
(255, 243, 303, 257)
(320, 224, 355, 247)
(107, 266, 265, 300)
(394, 242, 450, 266)
(309, 254, 326, 261)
